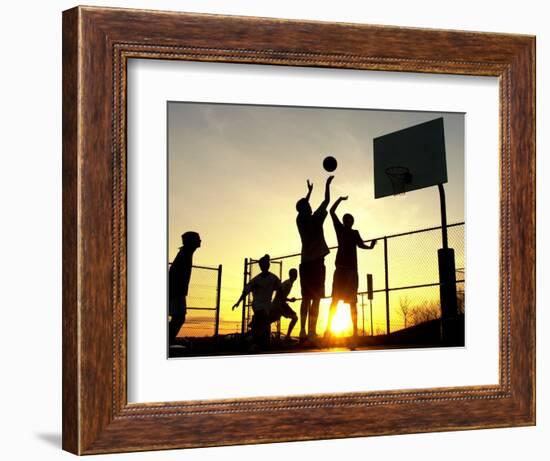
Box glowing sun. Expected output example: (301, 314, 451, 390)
(330, 302, 354, 336)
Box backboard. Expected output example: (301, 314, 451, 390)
(373, 117, 448, 198)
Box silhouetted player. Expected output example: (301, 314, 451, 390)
(270, 268, 299, 341)
(296, 175, 334, 340)
(325, 196, 376, 339)
(168, 231, 202, 346)
(233, 254, 280, 349)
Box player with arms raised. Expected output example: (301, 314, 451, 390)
(325, 196, 376, 342)
(295, 175, 334, 341)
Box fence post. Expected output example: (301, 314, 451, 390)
(360, 293, 365, 336)
(383, 236, 390, 335)
(241, 258, 248, 335)
(277, 261, 282, 341)
(370, 299, 374, 336)
(214, 264, 222, 339)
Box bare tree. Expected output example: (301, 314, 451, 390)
(409, 300, 441, 326)
(456, 287, 465, 315)
(399, 295, 411, 328)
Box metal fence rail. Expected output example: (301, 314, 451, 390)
(243, 222, 465, 337)
(174, 264, 222, 338)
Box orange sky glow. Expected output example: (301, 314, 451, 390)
(168, 102, 465, 338)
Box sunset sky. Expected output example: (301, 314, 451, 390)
(168, 102, 465, 336)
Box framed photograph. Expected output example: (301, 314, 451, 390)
(62, 6, 535, 455)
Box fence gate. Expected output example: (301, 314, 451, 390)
(177, 264, 222, 339)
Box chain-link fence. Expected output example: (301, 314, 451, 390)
(243, 222, 464, 337)
(174, 264, 222, 338)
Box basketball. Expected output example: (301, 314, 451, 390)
(323, 156, 337, 172)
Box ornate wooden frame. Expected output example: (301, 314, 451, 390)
(62, 6, 535, 455)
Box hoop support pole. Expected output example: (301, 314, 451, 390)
(437, 183, 449, 249)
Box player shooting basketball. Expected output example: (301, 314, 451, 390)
(295, 175, 334, 341)
(325, 196, 376, 342)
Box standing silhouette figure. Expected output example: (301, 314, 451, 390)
(233, 254, 281, 350)
(296, 175, 334, 341)
(168, 231, 201, 346)
(325, 196, 376, 340)
(270, 268, 299, 341)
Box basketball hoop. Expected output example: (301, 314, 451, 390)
(385, 166, 412, 196)
(373, 118, 446, 199)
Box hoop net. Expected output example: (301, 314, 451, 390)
(385, 166, 412, 196)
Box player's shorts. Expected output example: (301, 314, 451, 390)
(299, 259, 326, 299)
(269, 303, 298, 322)
(331, 267, 358, 303)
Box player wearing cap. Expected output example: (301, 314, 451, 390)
(168, 231, 202, 347)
